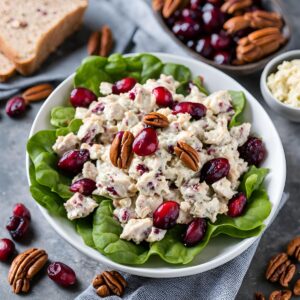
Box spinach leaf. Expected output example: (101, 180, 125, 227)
(229, 90, 246, 128)
(50, 106, 75, 128)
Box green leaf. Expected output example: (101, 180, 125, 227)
(56, 119, 83, 137)
(138, 54, 163, 83)
(161, 63, 191, 83)
(176, 76, 208, 96)
(229, 90, 246, 128)
(50, 106, 75, 128)
(76, 216, 96, 248)
(192, 76, 208, 95)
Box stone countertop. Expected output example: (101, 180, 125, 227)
(0, 1, 300, 299)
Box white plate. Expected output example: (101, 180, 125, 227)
(26, 53, 286, 278)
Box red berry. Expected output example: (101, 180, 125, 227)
(200, 158, 230, 184)
(70, 87, 97, 108)
(238, 137, 266, 166)
(190, 0, 204, 10)
(70, 178, 96, 196)
(202, 7, 225, 33)
(5, 96, 27, 118)
(6, 216, 30, 240)
(47, 262, 77, 287)
(112, 77, 137, 94)
(152, 86, 174, 107)
(172, 20, 201, 40)
(132, 128, 158, 156)
(173, 101, 207, 120)
(13, 203, 31, 220)
(195, 37, 214, 58)
(0, 238, 15, 261)
(183, 218, 207, 247)
(153, 201, 180, 229)
(211, 33, 231, 50)
(213, 51, 231, 65)
(58, 149, 89, 173)
(181, 8, 202, 21)
(227, 192, 247, 217)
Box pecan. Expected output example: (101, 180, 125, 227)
(152, 0, 165, 11)
(92, 271, 127, 297)
(143, 112, 169, 128)
(87, 25, 114, 57)
(287, 236, 300, 261)
(8, 248, 48, 294)
(174, 140, 200, 171)
(110, 131, 134, 169)
(269, 290, 292, 300)
(221, 0, 252, 14)
(255, 292, 266, 300)
(223, 16, 251, 34)
(269, 260, 291, 283)
(279, 263, 296, 287)
(162, 0, 184, 18)
(266, 253, 288, 282)
(293, 279, 300, 296)
(22, 83, 53, 103)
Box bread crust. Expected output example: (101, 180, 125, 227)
(0, 53, 16, 82)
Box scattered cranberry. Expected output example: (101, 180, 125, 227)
(173, 101, 207, 120)
(227, 192, 247, 217)
(132, 128, 158, 156)
(112, 77, 137, 94)
(172, 20, 201, 40)
(195, 37, 214, 58)
(202, 7, 225, 33)
(200, 158, 230, 184)
(70, 178, 96, 196)
(186, 40, 196, 49)
(153, 201, 180, 229)
(6, 96, 27, 118)
(183, 218, 207, 247)
(13, 203, 31, 220)
(70, 87, 97, 108)
(152, 86, 174, 107)
(211, 33, 231, 50)
(238, 137, 266, 166)
(202, 3, 214, 11)
(0, 238, 15, 261)
(47, 262, 77, 287)
(213, 51, 231, 65)
(181, 8, 202, 21)
(6, 216, 29, 240)
(58, 149, 90, 173)
(190, 0, 204, 10)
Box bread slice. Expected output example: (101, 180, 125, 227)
(0, 0, 88, 75)
(0, 52, 16, 82)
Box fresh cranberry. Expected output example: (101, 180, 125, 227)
(238, 137, 266, 166)
(13, 203, 31, 220)
(129, 92, 135, 100)
(227, 192, 247, 217)
(133, 128, 158, 156)
(213, 51, 231, 65)
(186, 40, 196, 49)
(58, 149, 89, 173)
(112, 77, 137, 94)
(200, 158, 230, 184)
(70, 87, 97, 108)
(183, 218, 207, 247)
(202, 7, 225, 33)
(6, 216, 29, 240)
(153, 201, 180, 229)
(47, 262, 77, 287)
(0, 239, 15, 261)
(136, 164, 149, 175)
(172, 20, 201, 40)
(190, 0, 204, 10)
(211, 33, 231, 50)
(202, 3, 214, 11)
(70, 178, 96, 196)
(165, 10, 181, 27)
(173, 102, 207, 120)
(5, 96, 27, 118)
(181, 8, 202, 21)
(152, 86, 174, 107)
(195, 37, 214, 58)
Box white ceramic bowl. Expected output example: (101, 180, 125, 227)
(26, 53, 286, 278)
(261, 50, 300, 122)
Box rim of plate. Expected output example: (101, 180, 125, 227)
(26, 52, 286, 278)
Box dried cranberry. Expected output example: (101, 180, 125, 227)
(200, 158, 230, 184)
(172, 20, 201, 40)
(0, 238, 15, 261)
(213, 51, 231, 65)
(190, 0, 204, 10)
(47, 262, 76, 286)
(195, 37, 214, 58)
(70, 178, 96, 196)
(238, 137, 266, 166)
(136, 164, 149, 175)
(211, 33, 231, 50)
(112, 77, 137, 94)
(132, 128, 158, 156)
(202, 3, 214, 11)
(202, 7, 225, 33)
(153, 201, 180, 229)
(5, 96, 27, 118)
(227, 192, 247, 217)
(183, 218, 207, 247)
(70, 87, 97, 108)
(13, 203, 31, 220)
(173, 101, 207, 120)
(129, 92, 135, 100)
(152, 86, 174, 107)
(6, 216, 29, 240)
(181, 8, 202, 21)
(58, 149, 89, 173)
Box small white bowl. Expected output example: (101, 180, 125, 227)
(261, 50, 300, 122)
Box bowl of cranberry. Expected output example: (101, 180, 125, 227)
(152, 0, 291, 75)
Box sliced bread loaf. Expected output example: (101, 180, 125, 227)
(0, 0, 88, 75)
(0, 52, 15, 82)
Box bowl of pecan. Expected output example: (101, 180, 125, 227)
(152, 0, 291, 75)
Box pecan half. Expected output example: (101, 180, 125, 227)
(266, 253, 288, 282)
(279, 263, 296, 287)
(221, 0, 252, 14)
(293, 279, 300, 296)
(8, 248, 48, 294)
(143, 112, 169, 128)
(287, 236, 300, 261)
(162, 0, 184, 18)
(255, 292, 266, 300)
(110, 131, 134, 169)
(152, 0, 165, 11)
(174, 140, 200, 171)
(22, 83, 53, 103)
(269, 290, 292, 300)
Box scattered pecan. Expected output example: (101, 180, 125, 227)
(279, 263, 296, 287)
(143, 112, 169, 128)
(266, 253, 289, 282)
(152, 0, 165, 11)
(269, 290, 292, 300)
(255, 292, 266, 300)
(92, 271, 128, 297)
(162, 0, 186, 18)
(287, 236, 300, 261)
(221, 0, 252, 15)
(293, 279, 300, 296)
(110, 131, 134, 169)
(22, 83, 53, 103)
(87, 25, 114, 57)
(8, 248, 48, 294)
(174, 140, 200, 171)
